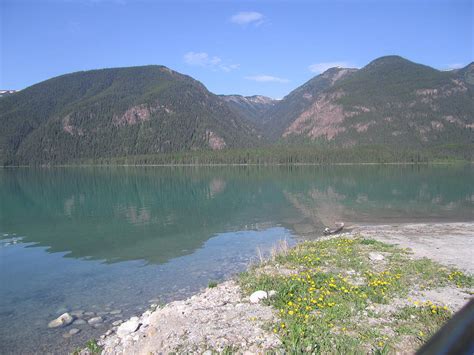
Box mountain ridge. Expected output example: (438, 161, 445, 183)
(1, 56, 473, 165)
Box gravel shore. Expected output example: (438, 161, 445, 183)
(87, 222, 474, 354)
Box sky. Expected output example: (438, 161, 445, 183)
(1, 0, 473, 98)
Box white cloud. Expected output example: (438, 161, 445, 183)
(244, 75, 289, 83)
(183, 52, 239, 72)
(308, 61, 352, 74)
(230, 11, 264, 26)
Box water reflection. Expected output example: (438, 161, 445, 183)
(0, 165, 472, 264)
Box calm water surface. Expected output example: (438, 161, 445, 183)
(0, 166, 473, 354)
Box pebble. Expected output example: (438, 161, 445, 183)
(110, 309, 122, 315)
(249, 291, 268, 303)
(69, 328, 81, 335)
(84, 311, 95, 317)
(73, 319, 87, 326)
(48, 313, 74, 328)
(112, 320, 123, 326)
(88, 316, 103, 325)
(369, 252, 385, 261)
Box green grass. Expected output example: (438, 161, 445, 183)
(208, 281, 218, 288)
(239, 236, 473, 353)
(392, 304, 451, 344)
(72, 339, 102, 355)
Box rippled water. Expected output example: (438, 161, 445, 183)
(0, 165, 473, 354)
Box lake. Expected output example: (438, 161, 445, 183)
(0, 165, 473, 354)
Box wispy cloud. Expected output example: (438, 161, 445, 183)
(308, 61, 352, 74)
(230, 11, 264, 26)
(183, 52, 239, 72)
(245, 75, 289, 83)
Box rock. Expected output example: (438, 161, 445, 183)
(110, 309, 122, 315)
(88, 316, 103, 325)
(73, 319, 87, 326)
(249, 291, 268, 303)
(116, 317, 141, 338)
(84, 311, 95, 317)
(369, 252, 384, 261)
(112, 320, 123, 326)
(202, 350, 213, 355)
(268, 290, 277, 298)
(56, 307, 69, 315)
(48, 313, 74, 328)
(69, 328, 81, 335)
(70, 310, 84, 318)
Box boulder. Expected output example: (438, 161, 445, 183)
(48, 313, 74, 328)
(249, 291, 268, 303)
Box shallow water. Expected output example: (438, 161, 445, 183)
(0, 165, 473, 354)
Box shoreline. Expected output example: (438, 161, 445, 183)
(1, 161, 472, 168)
(81, 222, 474, 354)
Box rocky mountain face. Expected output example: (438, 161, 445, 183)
(219, 94, 276, 126)
(0, 66, 259, 164)
(271, 56, 473, 148)
(263, 67, 358, 139)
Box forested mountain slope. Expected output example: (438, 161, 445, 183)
(0, 66, 258, 165)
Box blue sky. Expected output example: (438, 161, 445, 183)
(1, 0, 472, 98)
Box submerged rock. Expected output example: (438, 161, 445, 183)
(69, 328, 81, 335)
(73, 319, 87, 326)
(88, 316, 103, 325)
(70, 310, 85, 318)
(48, 313, 74, 328)
(249, 291, 268, 303)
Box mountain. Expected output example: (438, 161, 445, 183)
(1, 57, 473, 165)
(0, 66, 258, 165)
(271, 56, 474, 148)
(219, 94, 276, 126)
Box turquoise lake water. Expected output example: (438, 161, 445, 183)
(0, 165, 473, 353)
